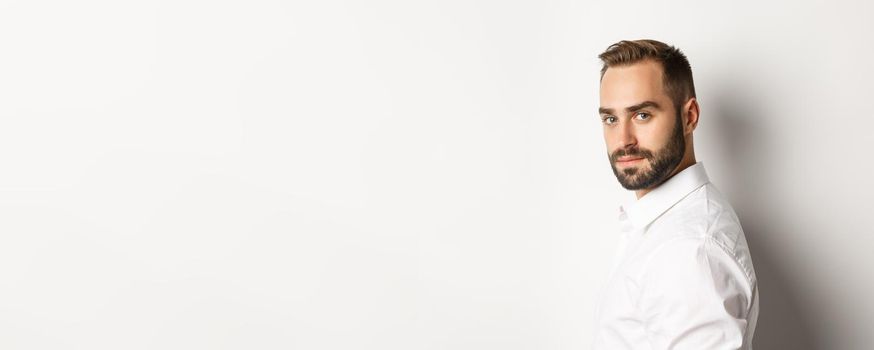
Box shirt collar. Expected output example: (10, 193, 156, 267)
(619, 162, 710, 231)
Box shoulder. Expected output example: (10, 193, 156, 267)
(640, 184, 757, 284)
(649, 183, 745, 249)
(636, 235, 756, 307)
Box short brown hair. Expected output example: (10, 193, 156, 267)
(598, 39, 696, 111)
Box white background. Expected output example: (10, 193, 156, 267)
(1, 0, 872, 349)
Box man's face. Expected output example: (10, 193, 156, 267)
(599, 60, 685, 190)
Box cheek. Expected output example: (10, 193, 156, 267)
(639, 122, 673, 148)
(603, 130, 620, 151)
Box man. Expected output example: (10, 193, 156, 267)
(592, 39, 759, 349)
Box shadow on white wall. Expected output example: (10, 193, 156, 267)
(710, 83, 818, 350)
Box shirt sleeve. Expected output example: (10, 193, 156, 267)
(636, 236, 755, 350)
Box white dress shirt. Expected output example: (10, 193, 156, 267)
(593, 162, 759, 350)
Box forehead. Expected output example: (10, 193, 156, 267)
(599, 60, 670, 109)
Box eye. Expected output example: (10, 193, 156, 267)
(601, 115, 617, 125)
(634, 112, 651, 121)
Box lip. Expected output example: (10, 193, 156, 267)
(616, 157, 644, 164)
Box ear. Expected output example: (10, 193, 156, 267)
(682, 97, 700, 135)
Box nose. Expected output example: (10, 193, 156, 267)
(618, 119, 637, 149)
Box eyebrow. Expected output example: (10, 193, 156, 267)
(598, 100, 662, 115)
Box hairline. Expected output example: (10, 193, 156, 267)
(599, 59, 685, 112)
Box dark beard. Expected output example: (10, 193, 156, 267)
(608, 109, 686, 190)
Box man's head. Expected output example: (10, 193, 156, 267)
(598, 39, 699, 192)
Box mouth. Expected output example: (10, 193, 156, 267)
(616, 157, 644, 165)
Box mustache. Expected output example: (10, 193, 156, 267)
(610, 147, 654, 163)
